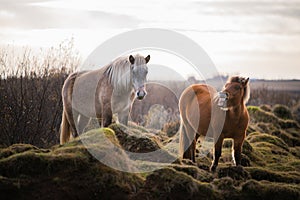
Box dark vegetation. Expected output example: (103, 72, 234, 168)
(0, 44, 300, 199)
(0, 41, 79, 147)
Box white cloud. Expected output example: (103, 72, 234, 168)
(0, 0, 299, 79)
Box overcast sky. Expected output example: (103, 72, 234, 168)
(1, 0, 300, 79)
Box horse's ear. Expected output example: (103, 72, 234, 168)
(129, 55, 135, 64)
(243, 77, 249, 86)
(145, 55, 150, 64)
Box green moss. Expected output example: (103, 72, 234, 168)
(0, 144, 49, 159)
(272, 104, 293, 120)
(288, 160, 300, 171)
(171, 164, 213, 182)
(212, 177, 236, 190)
(247, 106, 299, 129)
(218, 166, 251, 180)
(0, 151, 89, 177)
(241, 179, 300, 200)
(247, 124, 257, 134)
(196, 156, 212, 170)
(1, 103, 300, 199)
(247, 132, 289, 151)
(272, 130, 300, 147)
(79, 127, 120, 147)
(134, 167, 220, 200)
(260, 104, 272, 112)
(247, 106, 260, 112)
(109, 123, 162, 153)
(290, 147, 300, 158)
(245, 167, 300, 184)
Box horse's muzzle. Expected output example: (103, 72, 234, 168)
(217, 92, 228, 109)
(136, 88, 147, 100)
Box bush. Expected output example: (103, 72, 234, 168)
(273, 104, 293, 120)
(163, 120, 180, 137)
(0, 40, 79, 147)
(292, 103, 300, 124)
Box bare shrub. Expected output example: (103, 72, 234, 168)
(248, 85, 300, 107)
(0, 39, 80, 147)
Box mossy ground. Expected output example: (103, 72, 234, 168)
(1, 104, 300, 199)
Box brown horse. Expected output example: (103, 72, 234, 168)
(179, 76, 250, 171)
(130, 83, 179, 126)
(60, 54, 150, 144)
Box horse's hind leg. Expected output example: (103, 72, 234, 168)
(77, 114, 90, 134)
(210, 136, 224, 172)
(60, 109, 71, 144)
(183, 139, 197, 162)
(180, 123, 197, 162)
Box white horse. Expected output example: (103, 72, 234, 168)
(60, 54, 150, 144)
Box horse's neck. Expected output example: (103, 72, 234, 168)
(228, 103, 246, 119)
(112, 86, 133, 96)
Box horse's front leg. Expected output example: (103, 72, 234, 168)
(118, 108, 130, 126)
(210, 136, 224, 172)
(233, 134, 245, 166)
(96, 84, 113, 127)
(101, 97, 113, 127)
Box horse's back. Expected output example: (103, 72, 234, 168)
(179, 84, 217, 135)
(180, 84, 217, 111)
(62, 69, 106, 117)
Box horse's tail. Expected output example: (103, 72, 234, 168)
(179, 86, 198, 159)
(179, 121, 189, 158)
(60, 109, 71, 144)
(60, 71, 79, 144)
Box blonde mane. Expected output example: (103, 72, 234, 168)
(104, 54, 147, 92)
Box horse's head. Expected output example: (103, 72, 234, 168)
(218, 76, 249, 110)
(129, 54, 150, 100)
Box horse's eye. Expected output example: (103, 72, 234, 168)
(234, 85, 241, 90)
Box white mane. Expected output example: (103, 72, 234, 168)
(104, 54, 146, 92)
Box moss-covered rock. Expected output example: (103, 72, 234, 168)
(0, 128, 145, 200)
(241, 180, 300, 200)
(109, 123, 176, 163)
(1, 102, 300, 200)
(260, 104, 272, 112)
(0, 143, 49, 159)
(247, 106, 299, 129)
(247, 132, 289, 151)
(292, 103, 300, 124)
(109, 123, 161, 153)
(212, 177, 240, 199)
(171, 164, 214, 182)
(218, 166, 251, 181)
(133, 167, 220, 200)
(272, 104, 293, 120)
(245, 167, 300, 184)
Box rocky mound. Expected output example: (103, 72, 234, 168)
(1, 104, 300, 199)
